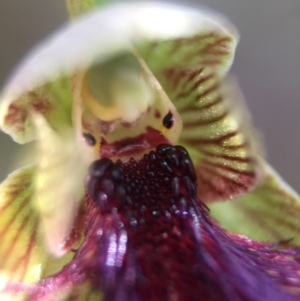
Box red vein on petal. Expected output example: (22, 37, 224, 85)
(0, 176, 32, 212)
(202, 36, 232, 49)
(199, 165, 251, 191)
(17, 221, 38, 282)
(183, 130, 238, 145)
(200, 149, 254, 163)
(175, 73, 215, 99)
(195, 82, 220, 100)
(201, 48, 229, 57)
(0, 194, 31, 236)
(201, 159, 256, 176)
(2, 213, 32, 274)
(200, 36, 232, 55)
(183, 111, 228, 128)
(168, 33, 217, 56)
(163, 67, 207, 93)
(4, 103, 26, 132)
(201, 59, 223, 66)
(224, 142, 249, 151)
(197, 173, 225, 198)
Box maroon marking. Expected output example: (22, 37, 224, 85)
(30, 94, 52, 116)
(183, 131, 238, 145)
(190, 72, 214, 92)
(3, 213, 31, 274)
(100, 126, 168, 158)
(201, 159, 255, 182)
(202, 59, 223, 66)
(200, 149, 254, 164)
(17, 223, 38, 282)
(198, 164, 254, 199)
(196, 95, 223, 111)
(154, 109, 161, 119)
(0, 195, 31, 237)
(0, 173, 32, 213)
(4, 104, 26, 131)
(195, 82, 220, 100)
(200, 36, 232, 54)
(182, 111, 228, 128)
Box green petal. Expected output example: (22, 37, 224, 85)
(0, 165, 82, 300)
(138, 21, 262, 201)
(210, 162, 300, 245)
(32, 114, 87, 256)
(0, 77, 73, 144)
(0, 166, 40, 301)
(0, 166, 42, 286)
(137, 16, 238, 76)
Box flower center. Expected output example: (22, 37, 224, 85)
(84, 144, 211, 300)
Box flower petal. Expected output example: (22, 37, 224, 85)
(138, 31, 263, 201)
(0, 166, 72, 300)
(0, 165, 41, 300)
(32, 113, 87, 256)
(0, 2, 237, 147)
(137, 13, 238, 76)
(0, 164, 84, 300)
(210, 162, 300, 245)
(0, 77, 73, 143)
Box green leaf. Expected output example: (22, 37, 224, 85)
(210, 162, 300, 245)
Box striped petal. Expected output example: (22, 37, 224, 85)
(0, 166, 73, 301)
(0, 165, 85, 300)
(137, 16, 238, 76)
(139, 36, 263, 201)
(210, 162, 300, 245)
(0, 165, 41, 301)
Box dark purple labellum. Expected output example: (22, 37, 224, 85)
(25, 145, 300, 301)
(82, 145, 300, 301)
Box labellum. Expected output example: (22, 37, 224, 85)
(0, 2, 300, 301)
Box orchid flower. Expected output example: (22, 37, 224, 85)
(0, 1, 300, 301)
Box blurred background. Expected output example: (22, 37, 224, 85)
(0, 0, 299, 191)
